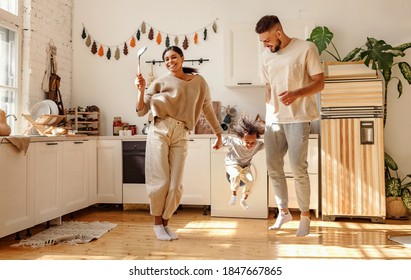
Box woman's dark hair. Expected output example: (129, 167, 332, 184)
(255, 15, 281, 34)
(232, 114, 265, 139)
(162, 46, 198, 74)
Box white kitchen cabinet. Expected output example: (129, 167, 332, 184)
(87, 139, 98, 205)
(0, 143, 34, 238)
(210, 145, 268, 219)
(97, 140, 122, 203)
(180, 138, 211, 206)
(224, 20, 314, 88)
(32, 141, 64, 224)
(224, 22, 264, 88)
(268, 136, 320, 218)
(61, 140, 89, 214)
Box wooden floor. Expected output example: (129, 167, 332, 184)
(0, 204, 411, 260)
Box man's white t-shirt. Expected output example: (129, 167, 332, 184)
(259, 38, 323, 125)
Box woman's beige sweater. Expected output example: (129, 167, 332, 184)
(137, 73, 223, 134)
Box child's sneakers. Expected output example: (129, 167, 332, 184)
(240, 198, 249, 210)
(228, 195, 236, 205)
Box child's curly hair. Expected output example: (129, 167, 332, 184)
(232, 114, 265, 139)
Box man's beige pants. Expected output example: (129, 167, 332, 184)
(145, 117, 189, 220)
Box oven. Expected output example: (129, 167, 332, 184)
(122, 140, 149, 204)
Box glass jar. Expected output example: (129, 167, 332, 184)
(113, 116, 122, 136)
(129, 125, 137, 135)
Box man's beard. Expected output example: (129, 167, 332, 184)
(270, 39, 281, 53)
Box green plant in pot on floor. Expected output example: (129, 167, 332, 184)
(384, 152, 411, 219)
(307, 26, 411, 127)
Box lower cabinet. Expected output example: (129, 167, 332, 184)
(0, 143, 34, 238)
(180, 138, 211, 205)
(0, 138, 96, 239)
(62, 140, 90, 214)
(97, 140, 122, 203)
(32, 141, 64, 225)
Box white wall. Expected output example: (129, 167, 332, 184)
(21, 0, 72, 129)
(70, 0, 411, 177)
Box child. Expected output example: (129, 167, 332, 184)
(223, 115, 265, 209)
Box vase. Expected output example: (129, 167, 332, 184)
(386, 196, 409, 219)
(0, 109, 11, 136)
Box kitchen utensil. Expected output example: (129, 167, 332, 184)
(137, 46, 148, 75)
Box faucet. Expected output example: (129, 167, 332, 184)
(6, 114, 17, 121)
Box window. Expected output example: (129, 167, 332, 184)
(0, 0, 18, 15)
(0, 0, 21, 134)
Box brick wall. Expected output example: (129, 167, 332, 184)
(19, 0, 72, 132)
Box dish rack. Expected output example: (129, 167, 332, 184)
(22, 114, 66, 136)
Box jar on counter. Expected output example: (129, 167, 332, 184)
(129, 125, 137, 135)
(113, 116, 122, 136)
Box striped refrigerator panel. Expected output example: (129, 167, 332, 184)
(321, 117, 385, 222)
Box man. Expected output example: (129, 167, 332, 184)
(255, 15, 324, 236)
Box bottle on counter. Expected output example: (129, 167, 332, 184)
(142, 123, 148, 135)
(113, 116, 122, 136)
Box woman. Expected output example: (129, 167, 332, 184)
(135, 46, 223, 241)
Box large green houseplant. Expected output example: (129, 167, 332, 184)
(307, 26, 411, 127)
(384, 152, 411, 218)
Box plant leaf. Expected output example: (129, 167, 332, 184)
(394, 42, 411, 52)
(360, 38, 394, 71)
(384, 152, 398, 171)
(386, 178, 401, 197)
(397, 79, 403, 98)
(387, 49, 405, 57)
(382, 67, 391, 83)
(401, 189, 411, 211)
(342, 47, 361, 62)
(398, 62, 411, 84)
(307, 26, 333, 55)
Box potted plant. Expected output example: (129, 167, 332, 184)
(384, 152, 411, 219)
(307, 26, 411, 127)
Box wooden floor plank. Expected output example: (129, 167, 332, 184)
(0, 205, 410, 260)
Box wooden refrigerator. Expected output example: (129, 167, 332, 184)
(320, 78, 385, 223)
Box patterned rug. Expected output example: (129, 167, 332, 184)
(11, 221, 117, 248)
(388, 235, 411, 247)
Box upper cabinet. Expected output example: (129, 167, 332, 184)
(224, 19, 315, 88)
(224, 22, 264, 88)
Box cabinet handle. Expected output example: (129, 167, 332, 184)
(237, 82, 252, 85)
(74, 141, 84, 144)
(46, 142, 58, 146)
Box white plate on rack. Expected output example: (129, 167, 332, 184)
(31, 101, 51, 120)
(41, 99, 59, 115)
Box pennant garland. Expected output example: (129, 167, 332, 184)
(80, 18, 218, 60)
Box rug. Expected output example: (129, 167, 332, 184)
(11, 221, 117, 248)
(388, 235, 411, 247)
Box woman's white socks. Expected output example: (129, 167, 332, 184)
(164, 226, 179, 240)
(268, 212, 292, 230)
(296, 216, 311, 237)
(154, 225, 171, 241)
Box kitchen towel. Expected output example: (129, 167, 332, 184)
(1, 136, 31, 154)
(12, 221, 117, 248)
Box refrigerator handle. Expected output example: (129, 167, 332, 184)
(360, 121, 374, 145)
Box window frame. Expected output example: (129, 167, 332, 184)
(0, 0, 23, 134)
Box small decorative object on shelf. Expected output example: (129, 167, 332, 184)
(65, 106, 100, 135)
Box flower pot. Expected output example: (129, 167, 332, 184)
(386, 196, 409, 219)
